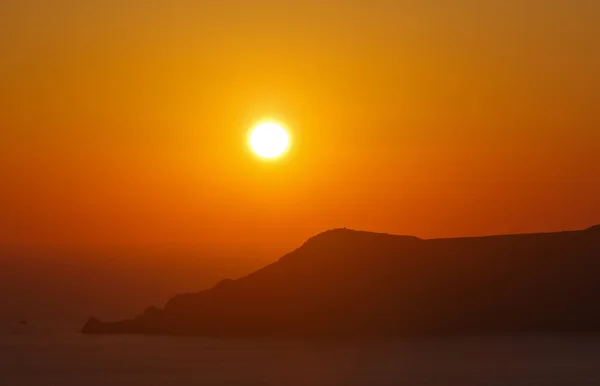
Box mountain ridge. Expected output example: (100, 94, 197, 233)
(83, 225, 600, 336)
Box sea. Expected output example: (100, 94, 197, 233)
(2, 325, 600, 385)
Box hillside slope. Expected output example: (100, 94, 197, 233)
(83, 226, 600, 335)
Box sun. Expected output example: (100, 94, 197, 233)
(249, 122, 290, 159)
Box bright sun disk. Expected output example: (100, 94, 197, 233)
(249, 122, 290, 159)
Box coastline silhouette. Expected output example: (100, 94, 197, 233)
(84, 225, 600, 336)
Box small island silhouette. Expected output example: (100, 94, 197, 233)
(83, 225, 600, 336)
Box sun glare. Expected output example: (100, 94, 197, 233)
(249, 122, 290, 159)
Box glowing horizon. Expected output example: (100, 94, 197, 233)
(0, 1, 599, 250)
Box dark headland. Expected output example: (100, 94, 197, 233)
(83, 225, 600, 336)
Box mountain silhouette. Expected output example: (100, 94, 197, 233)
(83, 225, 600, 336)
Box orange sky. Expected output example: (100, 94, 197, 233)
(1, 1, 599, 252)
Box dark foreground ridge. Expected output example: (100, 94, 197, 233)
(83, 226, 600, 336)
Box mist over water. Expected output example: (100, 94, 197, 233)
(3, 331, 600, 386)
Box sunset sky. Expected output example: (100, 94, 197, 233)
(1, 1, 599, 252)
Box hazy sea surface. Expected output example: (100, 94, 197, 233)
(3, 326, 600, 385)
